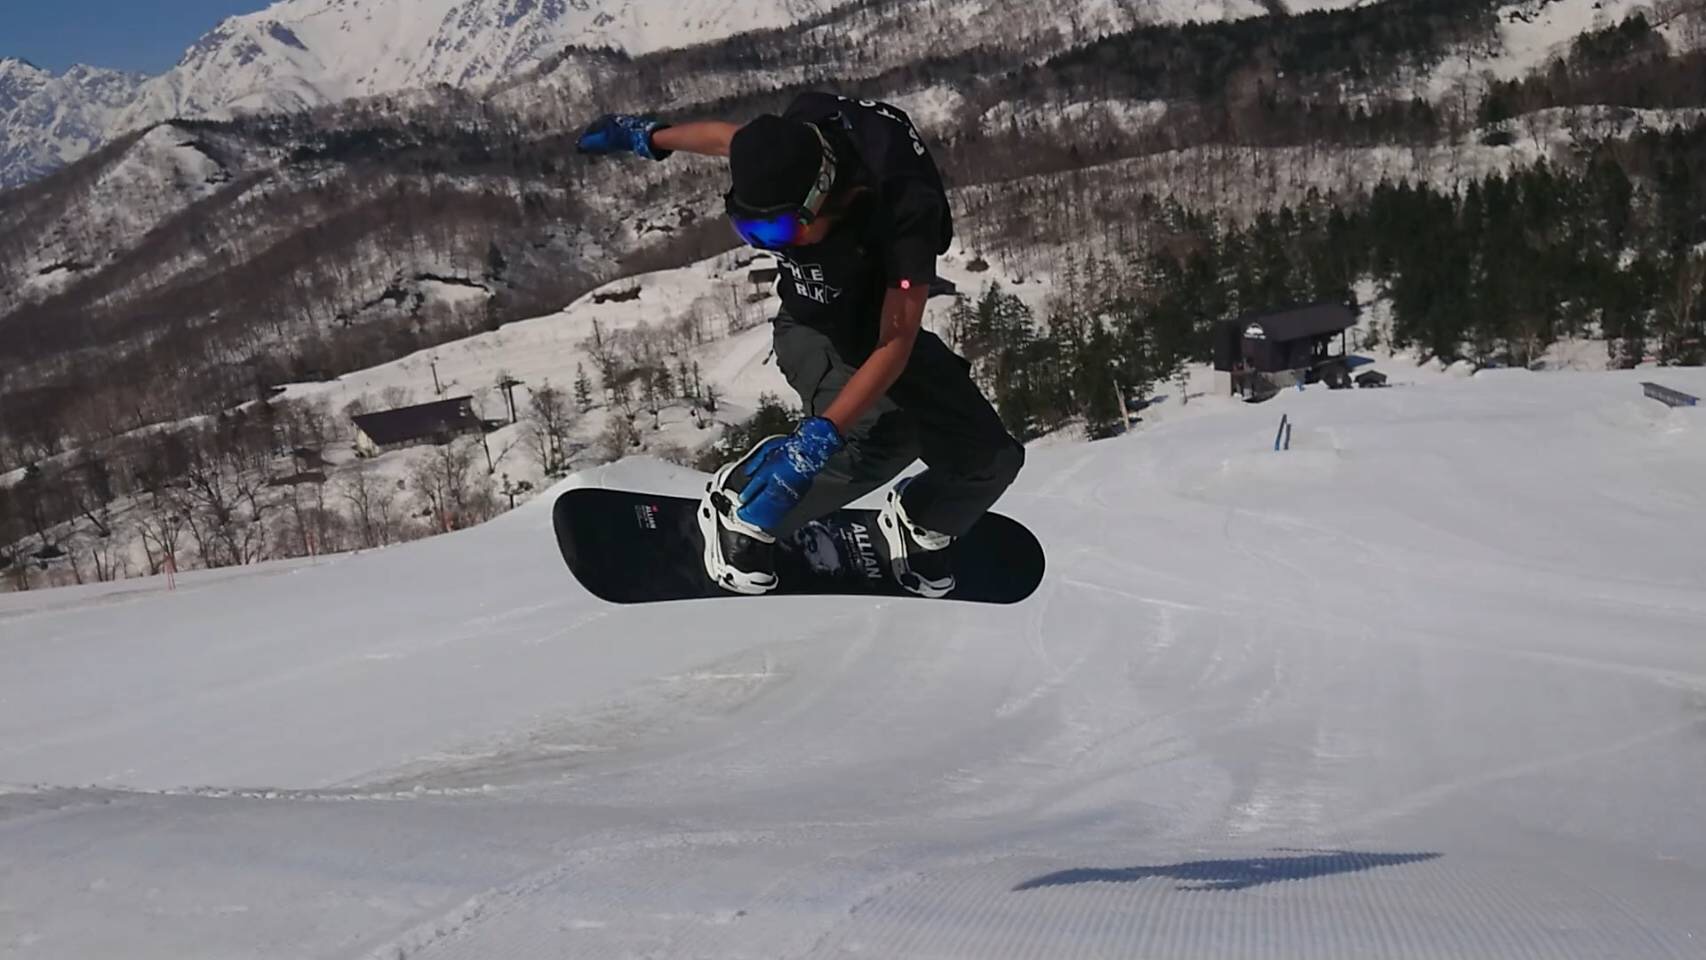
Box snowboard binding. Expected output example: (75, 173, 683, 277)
(698, 461, 781, 596)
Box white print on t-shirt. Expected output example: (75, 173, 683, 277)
(774, 253, 844, 304)
(848, 97, 928, 157)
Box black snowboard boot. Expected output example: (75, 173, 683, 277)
(877, 476, 956, 599)
(698, 440, 784, 595)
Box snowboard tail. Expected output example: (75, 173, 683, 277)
(553, 487, 1044, 605)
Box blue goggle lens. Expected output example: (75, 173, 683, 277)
(730, 210, 803, 250)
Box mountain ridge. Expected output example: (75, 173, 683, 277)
(2, 0, 857, 187)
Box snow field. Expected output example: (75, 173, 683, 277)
(2, 364, 1704, 958)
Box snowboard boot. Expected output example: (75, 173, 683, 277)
(877, 476, 956, 599)
(698, 440, 783, 596)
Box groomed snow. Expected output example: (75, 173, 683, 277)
(3, 364, 1705, 958)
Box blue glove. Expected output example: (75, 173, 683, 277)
(734, 417, 844, 534)
(576, 114, 672, 161)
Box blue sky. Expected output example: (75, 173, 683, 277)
(8, 1, 271, 75)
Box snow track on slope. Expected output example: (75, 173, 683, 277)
(3, 370, 1705, 959)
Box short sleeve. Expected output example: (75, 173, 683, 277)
(882, 179, 944, 287)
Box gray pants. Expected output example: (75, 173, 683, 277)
(764, 315, 1024, 538)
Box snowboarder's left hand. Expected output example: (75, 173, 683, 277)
(575, 114, 672, 161)
(734, 418, 844, 533)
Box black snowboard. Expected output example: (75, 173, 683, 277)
(553, 487, 1044, 605)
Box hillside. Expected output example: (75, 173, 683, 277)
(2, 366, 1703, 957)
(4, 0, 1705, 589)
(1, 0, 1397, 188)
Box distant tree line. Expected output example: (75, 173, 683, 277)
(0, 386, 518, 591)
(1039, 0, 1499, 103)
(953, 120, 1706, 441)
(1480, 16, 1706, 121)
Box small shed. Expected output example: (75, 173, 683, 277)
(352, 396, 484, 457)
(1215, 303, 1358, 396)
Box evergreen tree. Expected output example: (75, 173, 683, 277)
(1587, 148, 1634, 254)
(574, 363, 594, 412)
(1080, 323, 1125, 440)
(676, 358, 693, 401)
(994, 347, 1036, 440)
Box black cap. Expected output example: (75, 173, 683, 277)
(729, 114, 827, 211)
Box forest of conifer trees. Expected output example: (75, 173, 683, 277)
(945, 117, 1705, 442)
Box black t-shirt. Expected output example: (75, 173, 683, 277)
(767, 93, 953, 339)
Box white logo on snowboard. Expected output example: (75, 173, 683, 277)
(792, 521, 883, 581)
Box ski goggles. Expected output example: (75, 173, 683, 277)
(725, 126, 838, 250)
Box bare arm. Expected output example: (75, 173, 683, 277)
(820, 284, 930, 434)
(651, 121, 740, 158)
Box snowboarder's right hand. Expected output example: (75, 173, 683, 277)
(734, 418, 844, 534)
(576, 114, 672, 161)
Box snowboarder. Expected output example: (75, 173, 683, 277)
(576, 93, 1024, 598)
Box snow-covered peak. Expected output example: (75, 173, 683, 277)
(0, 57, 52, 114)
(0, 61, 146, 189)
(112, 0, 850, 131)
(4, 0, 851, 188)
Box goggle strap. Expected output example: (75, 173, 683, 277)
(797, 125, 837, 224)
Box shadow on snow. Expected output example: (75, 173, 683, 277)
(1014, 849, 1442, 893)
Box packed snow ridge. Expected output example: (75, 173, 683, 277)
(3, 365, 1703, 958)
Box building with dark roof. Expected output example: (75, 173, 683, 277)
(1214, 303, 1359, 398)
(352, 396, 485, 457)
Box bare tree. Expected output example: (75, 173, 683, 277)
(281, 479, 335, 557)
(82, 527, 128, 584)
(410, 439, 490, 532)
(523, 381, 575, 477)
(136, 496, 187, 578)
(1657, 253, 1705, 365)
(600, 416, 643, 462)
(335, 468, 400, 549)
(585, 319, 621, 385)
(287, 397, 338, 451)
(176, 433, 271, 569)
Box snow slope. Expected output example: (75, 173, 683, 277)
(4, 366, 1705, 958)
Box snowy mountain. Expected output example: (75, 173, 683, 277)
(3, 365, 1704, 957)
(2, 0, 1458, 189)
(112, 0, 852, 128)
(0, 58, 50, 113)
(0, 0, 852, 188)
(0, 58, 146, 188)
